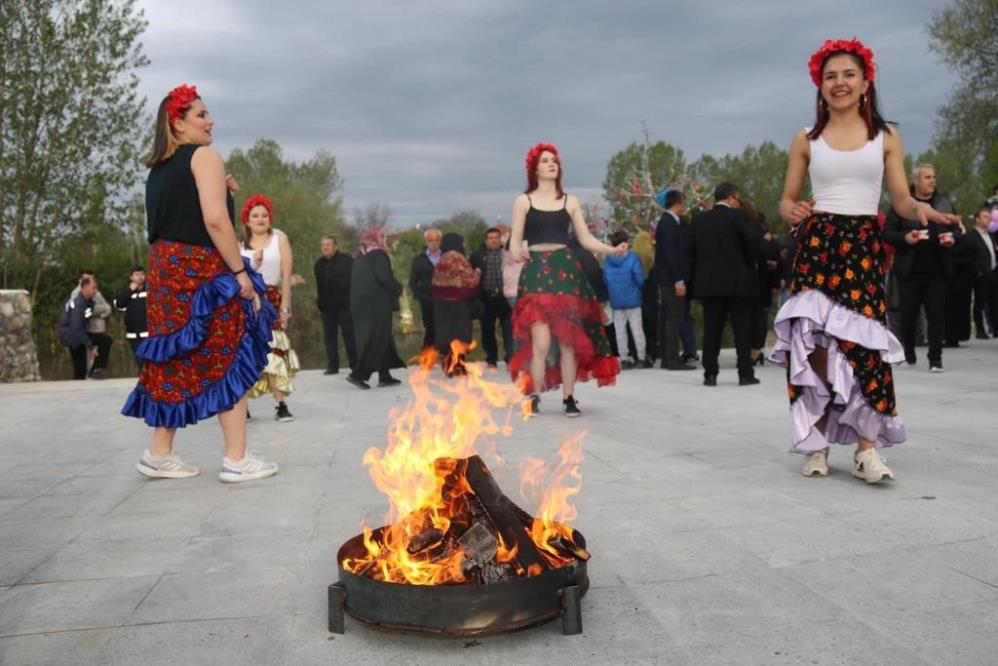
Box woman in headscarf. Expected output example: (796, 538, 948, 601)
(346, 227, 405, 389)
(432, 232, 481, 375)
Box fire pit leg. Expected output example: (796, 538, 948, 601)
(328, 583, 346, 634)
(559, 585, 583, 635)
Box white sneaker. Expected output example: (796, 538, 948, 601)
(218, 453, 278, 483)
(136, 452, 200, 479)
(801, 449, 829, 477)
(852, 449, 895, 484)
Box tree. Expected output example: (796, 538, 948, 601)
(603, 139, 687, 229)
(0, 0, 149, 297)
(688, 141, 790, 229)
(925, 0, 998, 208)
(352, 202, 393, 231)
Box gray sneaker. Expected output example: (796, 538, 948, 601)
(136, 452, 200, 479)
(218, 453, 278, 483)
(852, 449, 895, 484)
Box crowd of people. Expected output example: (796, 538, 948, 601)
(62, 36, 994, 486)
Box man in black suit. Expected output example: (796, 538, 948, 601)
(883, 164, 960, 372)
(314, 235, 357, 375)
(686, 182, 760, 386)
(408, 228, 443, 351)
(655, 189, 694, 370)
(967, 206, 997, 338)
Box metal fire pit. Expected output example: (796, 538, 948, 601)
(329, 525, 589, 636)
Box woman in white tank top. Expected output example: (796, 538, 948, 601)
(771, 39, 959, 483)
(240, 194, 300, 422)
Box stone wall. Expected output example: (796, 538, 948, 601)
(0, 289, 42, 382)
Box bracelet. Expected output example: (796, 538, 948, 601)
(232, 266, 246, 276)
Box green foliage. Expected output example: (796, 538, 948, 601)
(602, 141, 687, 228)
(925, 0, 998, 208)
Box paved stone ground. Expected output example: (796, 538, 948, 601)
(1, 340, 997, 665)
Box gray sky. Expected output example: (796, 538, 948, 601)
(136, 0, 956, 228)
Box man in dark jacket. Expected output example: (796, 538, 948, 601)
(883, 164, 960, 371)
(114, 266, 148, 371)
(655, 189, 695, 371)
(408, 228, 443, 350)
(967, 206, 998, 338)
(58, 277, 98, 380)
(469, 227, 512, 366)
(686, 182, 760, 386)
(314, 235, 356, 374)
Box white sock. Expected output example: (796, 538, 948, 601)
(223, 455, 246, 469)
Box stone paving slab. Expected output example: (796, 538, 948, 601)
(1, 340, 997, 665)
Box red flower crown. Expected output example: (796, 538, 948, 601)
(241, 194, 274, 223)
(808, 38, 875, 87)
(525, 142, 560, 172)
(165, 84, 199, 123)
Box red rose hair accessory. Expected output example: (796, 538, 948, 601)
(808, 38, 876, 87)
(165, 84, 199, 124)
(241, 194, 274, 223)
(525, 142, 560, 173)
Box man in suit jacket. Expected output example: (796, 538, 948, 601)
(686, 182, 760, 386)
(655, 189, 694, 370)
(883, 164, 960, 371)
(967, 206, 998, 338)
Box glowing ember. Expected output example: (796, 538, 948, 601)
(340, 342, 588, 586)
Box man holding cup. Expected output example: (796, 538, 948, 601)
(884, 163, 960, 372)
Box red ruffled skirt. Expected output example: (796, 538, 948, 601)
(509, 248, 619, 393)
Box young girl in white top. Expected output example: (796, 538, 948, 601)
(240, 194, 300, 422)
(771, 39, 959, 482)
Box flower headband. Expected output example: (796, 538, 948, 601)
(165, 84, 199, 124)
(525, 142, 560, 172)
(808, 38, 876, 87)
(241, 194, 274, 223)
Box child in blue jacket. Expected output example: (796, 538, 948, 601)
(602, 231, 650, 368)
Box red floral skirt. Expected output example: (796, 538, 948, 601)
(121, 240, 275, 427)
(509, 248, 619, 393)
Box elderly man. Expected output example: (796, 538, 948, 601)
(884, 163, 959, 372)
(470, 227, 512, 366)
(59, 276, 99, 380)
(314, 235, 356, 374)
(408, 228, 443, 350)
(70, 269, 112, 379)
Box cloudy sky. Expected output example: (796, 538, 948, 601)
(136, 0, 956, 228)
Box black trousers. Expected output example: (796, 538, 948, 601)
(480, 295, 512, 364)
(751, 302, 770, 350)
(69, 345, 88, 380)
(320, 307, 357, 372)
(945, 268, 973, 343)
(657, 283, 683, 367)
(972, 272, 992, 334)
(128, 338, 144, 371)
(419, 299, 436, 349)
(86, 332, 112, 372)
(899, 271, 945, 365)
(699, 296, 754, 378)
(641, 278, 659, 361)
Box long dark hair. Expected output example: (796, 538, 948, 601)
(806, 52, 889, 141)
(146, 94, 199, 167)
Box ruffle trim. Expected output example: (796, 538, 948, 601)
(247, 330, 299, 399)
(768, 290, 906, 453)
(121, 261, 277, 428)
(509, 292, 619, 394)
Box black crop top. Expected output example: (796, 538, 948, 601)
(523, 195, 571, 247)
(146, 144, 235, 247)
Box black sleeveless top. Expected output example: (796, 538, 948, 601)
(146, 144, 235, 247)
(524, 195, 571, 247)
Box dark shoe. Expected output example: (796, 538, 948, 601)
(324, 369, 339, 375)
(739, 376, 761, 386)
(666, 362, 696, 371)
(88, 368, 106, 380)
(563, 395, 581, 418)
(620, 359, 636, 370)
(703, 374, 717, 387)
(681, 352, 700, 363)
(904, 349, 917, 365)
(346, 374, 371, 390)
(930, 363, 944, 373)
(976, 331, 990, 340)
(378, 375, 402, 387)
(944, 341, 960, 348)
(753, 354, 766, 367)
(275, 401, 294, 422)
(528, 393, 540, 416)
(640, 358, 654, 369)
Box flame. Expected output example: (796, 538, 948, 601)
(341, 342, 586, 585)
